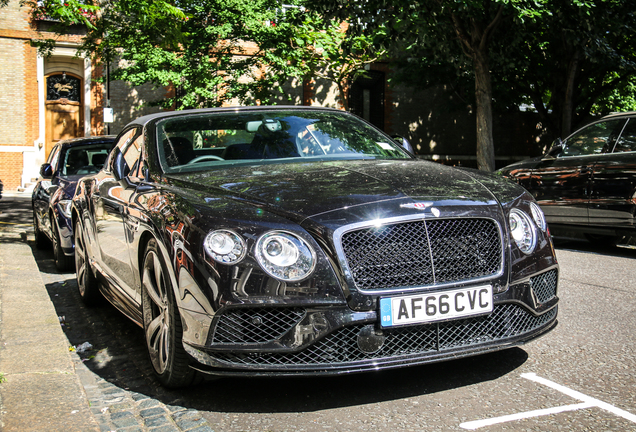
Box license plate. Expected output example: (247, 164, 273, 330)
(379, 285, 493, 328)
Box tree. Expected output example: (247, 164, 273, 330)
(316, 0, 542, 171)
(319, 0, 636, 161)
(26, 0, 389, 111)
(27, 0, 318, 108)
(291, 16, 387, 110)
(502, 0, 636, 138)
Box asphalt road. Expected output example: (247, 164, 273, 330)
(3, 193, 636, 431)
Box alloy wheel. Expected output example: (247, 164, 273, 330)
(142, 249, 171, 375)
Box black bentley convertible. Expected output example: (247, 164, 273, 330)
(72, 106, 559, 387)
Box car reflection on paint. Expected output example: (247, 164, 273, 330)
(499, 112, 636, 245)
(71, 106, 559, 388)
(32, 136, 116, 270)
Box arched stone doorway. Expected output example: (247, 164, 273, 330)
(44, 71, 84, 158)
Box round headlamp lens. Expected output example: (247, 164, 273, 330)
(262, 236, 299, 267)
(204, 230, 246, 264)
(256, 231, 316, 281)
(509, 209, 537, 254)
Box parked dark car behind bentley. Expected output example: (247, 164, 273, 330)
(32, 136, 116, 270)
(72, 106, 559, 387)
(499, 112, 636, 245)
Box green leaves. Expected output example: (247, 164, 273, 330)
(24, 0, 99, 27)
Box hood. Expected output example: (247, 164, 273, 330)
(167, 160, 502, 223)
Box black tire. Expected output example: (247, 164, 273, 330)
(52, 219, 73, 271)
(142, 239, 199, 388)
(33, 212, 49, 249)
(74, 218, 102, 306)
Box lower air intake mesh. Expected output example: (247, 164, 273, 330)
(212, 307, 306, 344)
(530, 269, 558, 304)
(210, 303, 556, 367)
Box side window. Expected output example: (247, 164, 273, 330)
(561, 120, 623, 157)
(48, 146, 61, 172)
(613, 119, 636, 153)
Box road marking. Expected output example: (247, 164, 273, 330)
(459, 373, 636, 430)
(460, 403, 595, 430)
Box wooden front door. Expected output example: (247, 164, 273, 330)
(45, 73, 83, 158)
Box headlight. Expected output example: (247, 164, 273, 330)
(509, 209, 537, 254)
(255, 231, 316, 281)
(58, 199, 72, 218)
(204, 230, 246, 264)
(530, 202, 547, 232)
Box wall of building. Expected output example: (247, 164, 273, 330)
(385, 79, 547, 168)
(103, 57, 168, 135)
(0, 0, 39, 190)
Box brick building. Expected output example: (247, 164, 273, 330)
(0, 0, 167, 191)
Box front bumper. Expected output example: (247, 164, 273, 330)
(182, 268, 559, 377)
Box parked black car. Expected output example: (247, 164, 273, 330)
(499, 112, 636, 244)
(32, 136, 116, 270)
(72, 106, 559, 387)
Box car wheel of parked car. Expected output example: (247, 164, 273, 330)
(33, 212, 49, 249)
(74, 218, 101, 305)
(142, 239, 199, 388)
(52, 219, 73, 271)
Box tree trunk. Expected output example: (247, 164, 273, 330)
(473, 50, 496, 171)
(561, 49, 580, 138)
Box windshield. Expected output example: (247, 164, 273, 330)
(156, 109, 410, 173)
(62, 143, 114, 176)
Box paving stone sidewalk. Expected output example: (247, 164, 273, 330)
(0, 193, 215, 432)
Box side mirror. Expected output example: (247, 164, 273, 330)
(39, 163, 53, 178)
(392, 135, 414, 154)
(541, 138, 563, 161)
(112, 149, 129, 181)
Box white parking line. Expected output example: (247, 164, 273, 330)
(459, 373, 636, 430)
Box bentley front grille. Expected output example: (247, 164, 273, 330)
(212, 307, 306, 344)
(340, 218, 502, 291)
(210, 303, 556, 367)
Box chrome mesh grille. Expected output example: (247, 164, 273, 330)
(530, 270, 558, 304)
(340, 218, 502, 291)
(210, 304, 556, 367)
(212, 307, 306, 344)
